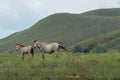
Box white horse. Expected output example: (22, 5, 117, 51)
(33, 40, 66, 59)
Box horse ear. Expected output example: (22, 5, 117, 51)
(34, 40, 37, 43)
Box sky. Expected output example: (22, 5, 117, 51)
(0, 0, 120, 39)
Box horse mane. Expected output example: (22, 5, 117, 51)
(16, 43, 25, 47)
(33, 40, 38, 43)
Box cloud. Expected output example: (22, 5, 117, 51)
(10, 0, 49, 19)
(0, 0, 48, 31)
(0, 0, 49, 38)
(0, 28, 17, 38)
(0, 0, 120, 39)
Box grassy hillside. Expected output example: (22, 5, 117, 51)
(0, 52, 120, 80)
(83, 8, 120, 16)
(1, 8, 120, 52)
(70, 29, 120, 53)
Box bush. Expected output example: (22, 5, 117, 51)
(71, 44, 95, 53)
(91, 46, 107, 53)
(71, 45, 83, 53)
(83, 44, 95, 53)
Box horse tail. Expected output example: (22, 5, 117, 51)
(31, 47, 34, 54)
(59, 44, 67, 51)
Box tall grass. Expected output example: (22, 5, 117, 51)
(0, 52, 120, 80)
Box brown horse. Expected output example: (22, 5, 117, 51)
(33, 40, 66, 60)
(16, 43, 34, 60)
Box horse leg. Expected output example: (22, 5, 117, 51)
(30, 52, 34, 60)
(53, 47, 59, 58)
(31, 48, 34, 59)
(41, 52, 45, 60)
(54, 50, 59, 58)
(31, 53, 34, 59)
(28, 51, 34, 59)
(41, 50, 45, 60)
(21, 53, 24, 60)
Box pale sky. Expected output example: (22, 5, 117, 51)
(0, 0, 120, 39)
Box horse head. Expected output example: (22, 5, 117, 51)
(33, 40, 40, 49)
(16, 43, 20, 51)
(16, 43, 24, 51)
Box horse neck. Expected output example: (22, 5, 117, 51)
(39, 42, 48, 46)
(19, 46, 24, 50)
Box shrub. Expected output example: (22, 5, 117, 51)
(91, 46, 107, 53)
(71, 44, 95, 53)
(71, 45, 83, 53)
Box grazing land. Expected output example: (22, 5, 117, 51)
(0, 52, 120, 80)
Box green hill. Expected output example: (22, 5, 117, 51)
(0, 8, 120, 52)
(70, 29, 120, 53)
(83, 8, 120, 16)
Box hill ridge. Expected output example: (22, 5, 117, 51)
(83, 8, 120, 16)
(0, 8, 120, 52)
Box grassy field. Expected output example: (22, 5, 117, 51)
(0, 52, 120, 80)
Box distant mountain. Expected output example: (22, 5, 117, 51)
(0, 8, 120, 53)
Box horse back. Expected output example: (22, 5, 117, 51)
(48, 43, 59, 47)
(21, 46, 33, 53)
(41, 43, 58, 52)
(47, 43, 59, 50)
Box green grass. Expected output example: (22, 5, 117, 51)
(0, 52, 120, 80)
